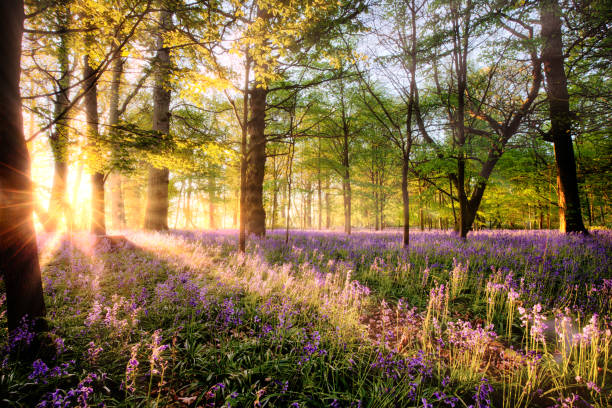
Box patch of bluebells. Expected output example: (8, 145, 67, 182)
(6, 316, 36, 353)
(28, 359, 73, 384)
(467, 377, 493, 408)
(298, 330, 328, 365)
(370, 350, 432, 381)
(216, 297, 244, 329)
(37, 372, 106, 408)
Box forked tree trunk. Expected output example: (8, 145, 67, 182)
(83, 54, 106, 236)
(245, 85, 268, 237)
(0, 0, 46, 331)
(144, 7, 172, 231)
(540, 0, 587, 234)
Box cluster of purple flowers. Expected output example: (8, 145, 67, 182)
(37, 372, 105, 408)
(28, 359, 73, 384)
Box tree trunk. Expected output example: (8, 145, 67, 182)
(325, 184, 331, 229)
(418, 179, 424, 231)
(343, 178, 351, 234)
(380, 193, 385, 230)
(245, 85, 268, 237)
(401, 158, 410, 247)
(208, 175, 216, 229)
(540, 0, 587, 234)
(108, 54, 126, 230)
(233, 186, 239, 229)
(342, 136, 351, 235)
(270, 155, 278, 230)
(0, 0, 46, 331)
(317, 138, 322, 230)
(46, 14, 70, 232)
(305, 181, 312, 228)
(144, 7, 172, 231)
(83, 54, 106, 236)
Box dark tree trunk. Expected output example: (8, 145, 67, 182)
(245, 85, 268, 237)
(0, 0, 46, 331)
(108, 54, 126, 230)
(144, 8, 172, 231)
(325, 185, 331, 229)
(83, 54, 106, 236)
(540, 0, 587, 234)
(46, 13, 70, 232)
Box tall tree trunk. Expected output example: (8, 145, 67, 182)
(540, 0, 587, 234)
(342, 136, 351, 235)
(83, 53, 106, 236)
(0, 0, 46, 331)
(46, 11, 70, 232)
(401, 158, 410, 247)
(144, 7, 171, 231)
(449, 177, 457, 229)
(325, 184, 331, 229)
(108, 54, 126, 230)
(270, 155, 278, 230)
(233, 186, 239, 229)
(380, 192, 385, 230)
(245, 85, 268, 237)
(285, 138, 295, 243)
(317, 138, 322, 230)
(208, 174, 216, 229)
(374, 188, 380, 231)
(418, 178, 424, 231)
(305, 181, 312, 228)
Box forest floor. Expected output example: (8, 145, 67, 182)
(1, 229, 611, 407)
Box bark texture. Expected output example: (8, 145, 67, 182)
(0, 0, 46, 331)
(540, 0, 587, 234)
(245, 85, 268, 236)
(144, 8, 172, 231)
(83, 54, 106, 235)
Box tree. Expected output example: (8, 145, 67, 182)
(108, 53, 127, 230)
(0, 0, 46, 332)
(144, 5, 172, 230)
(45, 5, 72, 232)
(83, 44, 106, 235)
(539, 0, 587, 234)
(412, 0, 542, 238)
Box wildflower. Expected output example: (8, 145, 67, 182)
(124, 343, 140, 393)
(86, 342, 103, 365)
(29, 359, 49, 383)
